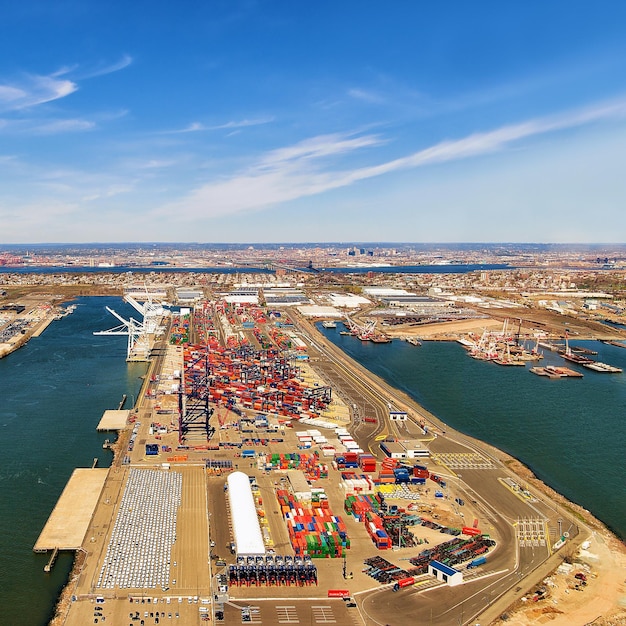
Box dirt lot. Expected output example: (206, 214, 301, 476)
(383, 307, 626, 341)
(500, 530, 626, 626)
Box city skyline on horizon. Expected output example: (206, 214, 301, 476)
(2, 3, 626, 244)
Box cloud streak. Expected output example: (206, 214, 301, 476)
(168, 117, 275, 133)
(0, 73, 77, 112)
(0, 58, 132, 123)
(158, 97, 626, 220)
(0, 116, 96, 135)
(80, 54, 133, 79)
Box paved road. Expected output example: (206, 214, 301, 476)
(291, 313, 584, 625)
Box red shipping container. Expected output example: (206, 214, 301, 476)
(327, 590, 350, 598)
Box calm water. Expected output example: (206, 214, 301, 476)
(0, 297, 147, 625)
(0, 263, 509, 275)
(320, 325, 626, 541)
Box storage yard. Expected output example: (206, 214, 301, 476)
(35, 295, 614, 626)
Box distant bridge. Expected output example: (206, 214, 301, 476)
(238, 260, 320, 274)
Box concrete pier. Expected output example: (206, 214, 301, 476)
(34, 468, 108, 552)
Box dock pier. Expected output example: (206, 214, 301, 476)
(44, 547, 59, 573)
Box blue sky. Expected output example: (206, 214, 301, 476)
(2, 2, 626, 243)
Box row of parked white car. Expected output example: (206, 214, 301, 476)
(96, 468, 182, 589)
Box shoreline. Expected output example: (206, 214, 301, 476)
(300, 316, 626, 623)
(305, 315, 625, 543)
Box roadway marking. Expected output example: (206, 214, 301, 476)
(431, 452, 495, 470)
(312, 605, 336, 623)
(499, 477, 538, 502)
(515, 517, 548, 547)
(276, 605, 299, 623)
(239, 605, 262, 623)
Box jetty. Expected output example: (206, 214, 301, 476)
(34, 468, 108, 554)
(601, 339, 626, 349)
(404, 336, 422, 346)
(44, 547, 59, 573)
(96, 409, 130, 431)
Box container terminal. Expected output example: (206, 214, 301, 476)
(33, 295, 601, 626)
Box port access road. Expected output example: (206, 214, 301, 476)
(293, 313, 584, 626)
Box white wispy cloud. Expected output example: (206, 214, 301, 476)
(0, 85, 26, 102)
(82, 183, 134, 202)
(156, 97, 626, 221)
(168, 116, 274, 134)
(136, 158, 180, 170)
(0, 117, 95, 135)
(211, 116, 275, 130)
(0, 73, 77, 112)
(179, 122, 206, 133)
(0, 58, 131, 122)
(79, 54, 133, 79)
(31, 118, 96, 134)
(267, 132, 384, 163)
(347, 88, 386, 104)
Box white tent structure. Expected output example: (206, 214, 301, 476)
(227, 472, 265, 557)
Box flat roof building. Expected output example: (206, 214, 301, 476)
(286, 469, 312, 501)
(380, 441, 406, 459)
(428, 560, 463, 586)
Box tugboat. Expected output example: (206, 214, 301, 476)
(370, 334, 391, 343)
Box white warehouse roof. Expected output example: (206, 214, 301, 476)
(227, 472, 265, 557)
(328, 293, 371, 308)
(297, 305, 343, 318)
(362, 287, 412, 297)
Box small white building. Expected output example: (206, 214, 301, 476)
(401, 439, 430, 458)
(390, 411, 408, 422)
(428, 560, 463, 586)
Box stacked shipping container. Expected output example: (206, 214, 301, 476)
(275, 489, 349, 558)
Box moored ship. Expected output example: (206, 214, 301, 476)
(582, 361, 622, 373)
(530, 365, 584, 378)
